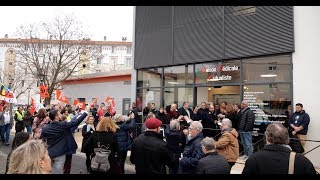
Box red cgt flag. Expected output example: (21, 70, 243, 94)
(56, 89, 69, 104)
(29, 97, 36, 115)
(73, 99, 79, 106)
(39, 84, 49, 98)
(91, 97, 98, 107)
(73, 99, 86, 110)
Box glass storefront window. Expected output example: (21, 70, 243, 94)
(243, 55, 291, 83)
(137, 68, 162, 87)
(195, 60, 240, 84)
(164, 87, 193, 108)
(136, 88, 161, 112)
(164, 65, 194, 86)
(243, 83, 291, 126)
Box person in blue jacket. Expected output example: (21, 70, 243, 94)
(41, 106, 89, 174)
(178, 121, 205, 174)
(288, 103, 310, 148)
(114, 113, 135, 174)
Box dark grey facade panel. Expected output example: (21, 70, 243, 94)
(173, 6, 224, 65)
(134, 6, 294, 69)
(224, 6, 294, 59)
(134, 6, 173, 69)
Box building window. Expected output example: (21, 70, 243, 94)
(125, 57, 132, 66)
(111, 46, 117, 54)
(164, 65, 194, 86)
(53, 56, 58, 63)
(97, 57, 102, 65)
(164, 87, 194, 108)
(127, 46, 132, 54)
(110, 56, 118, 64)
(137, 68, 162, 88)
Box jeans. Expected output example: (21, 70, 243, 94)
(52, 155, 66, 174)
(25, 125, 32, 134)
(1, 124, 11, 143)
(239, 131, 253, 157)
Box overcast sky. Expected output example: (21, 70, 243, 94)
(0, 6, 134, 42)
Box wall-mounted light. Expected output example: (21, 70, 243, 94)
(208, 88, 211, 91)
(168, 82, 179, 85)
(260, 74, 277, 78)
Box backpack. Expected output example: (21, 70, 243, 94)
(91, 134, 111, 172)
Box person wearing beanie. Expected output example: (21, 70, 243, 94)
(130, 117, 176, 174)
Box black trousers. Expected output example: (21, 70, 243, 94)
(118, 151, 127, 174)
(63, 154, 72, 174)
(85, 152, 91, 172)
(228, 162, 235, 170)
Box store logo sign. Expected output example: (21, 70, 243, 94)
(205, 65, 239, 72)
(207, 75, 232, 81)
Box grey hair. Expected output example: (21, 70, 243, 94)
(169, 119, 180, 131)
(222, 118, 232, 128)
(201, 137, 216, 151)
(265, 123, 290, 145)
(190, 121, 203, 132)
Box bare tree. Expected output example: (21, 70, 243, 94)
(15, 15, 102, 105)
(108, 57, 124, 71)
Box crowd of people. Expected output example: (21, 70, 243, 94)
(0, 100, 317, 174)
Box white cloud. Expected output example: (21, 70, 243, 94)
(0, 6, 133, 41)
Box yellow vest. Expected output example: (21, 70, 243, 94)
(15, 111, 23, 121)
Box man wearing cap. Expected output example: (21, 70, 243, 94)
(130, 117, 176, 174)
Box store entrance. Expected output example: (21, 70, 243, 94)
(196, 86, 241, 105)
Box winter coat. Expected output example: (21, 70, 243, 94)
(23, 111, 34, 127)
(178, 133, 205, 174)
(196, 152, 230, 174)
(116, 119, 135, 152)
(156, 112, 169, 124)
(164, 125, 184, 160)
(178, 107, 194, 120)
(81, 124, 95, 153)
(41, 112, 88, 158)
(216, 128, 239, 162)
(242, 144, 316, 174)
(197, 108, 209, 121)
(225, 112, 239, 130)
(32, 116, 51, 139)
(130, 131, 176, 174)
(288, 110, 310, 135)
(239, 107, 255, 132)
(83, 131, 119, 174)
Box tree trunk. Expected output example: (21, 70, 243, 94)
(44, 86, 54, 106)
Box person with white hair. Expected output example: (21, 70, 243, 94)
(178, 121, 205, 174)
(196, 137, 230, 174)
(114, 113, 135, 174)
(215, 118, 239, 169)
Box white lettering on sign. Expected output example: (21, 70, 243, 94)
(205, 65, 239, 72)
(206, 67, 217, 72)
(207, 75, 232, 81)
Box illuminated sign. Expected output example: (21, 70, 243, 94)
(205, 65, 239, 73)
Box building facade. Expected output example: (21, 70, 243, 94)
(62, 70, 131, 115)
(132, 6, 320, 168)
(0, 37, 132, 105)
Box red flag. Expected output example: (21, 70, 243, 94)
(73, 99, 79, 106)
(78, 102, 86, 110)
(56, 89, 69, 104)
(109, 99, 116, 115)
(29, 97, 36, 115)
(105, 96, 111, 102)
(90, 97, 98, 107)
(40, 84, 49, 98)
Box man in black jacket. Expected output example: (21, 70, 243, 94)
(130, 117, 175, 174)
(197, 137, 230, 174)
(239, 100, 255, 160)
(178, 101, 194, 127)
(242, 123, 316, 174)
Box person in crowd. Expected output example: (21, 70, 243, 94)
(238, 100, 255, 161)
(197, 137, 230, 174)
(220, 102, 228, 115)
(23, 105, 34, 134)
(97, 103, 105, 118)
(90, 105, 99, 126)
(157, 106, 169, 124)
(81, 115, 96, 173)
(5, 132, 31, 174)
(164, 119, 184, 174)
(130, 117, 175, 174)
(178, 121, 205, 174)
(284, 105, 292, 129)
(8, 140, 52, 174)
(166, 104, 180, 121)
(114, 114, 135, 174)
(0, 106, 13, 146)
(61, 109, 71, 122)
(32, 108, 51, 140)
(143, 102, 152, 118)
(178, 101, 194, 127)
(83, 117, 119, 174)
(242, 123, 316, 174)
(40, 106, 89, 174)
(14, 106, 25, 134)
(141, 112, 156, 133)
(201, 105, 218, 138)
(206, 103, 211, 110)
(225, 104, 239, 131)
(197, 102, 209, 121)
(214, 104, 221, 116)
(150, 103, 158, 114)
(288, 103, 310, 148)
(215, 118, 239, 169)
